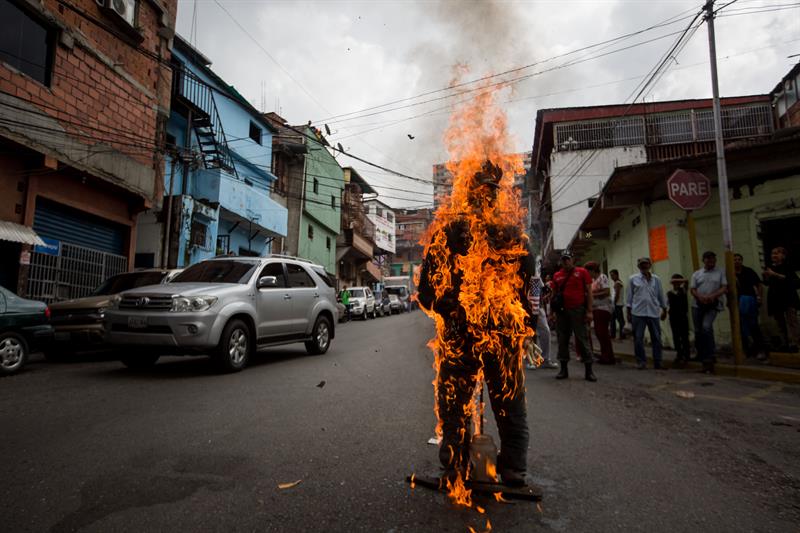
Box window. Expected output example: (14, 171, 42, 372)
(326, 236, 331, 250)
(313, 178, 319, 194)
(308, 224, 314, 239)
(287, 264, 316, 288)
(387, 212, 394, 223)
(190, 219, 208, 248)
(0, 0, 54, 86)
(258, 262, 287, 288)
(172, 260, 258, 284)
(249, 121, 262, 145)
(331, 195, 336, 209)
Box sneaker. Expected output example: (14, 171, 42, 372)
(543, 360, 559, 369)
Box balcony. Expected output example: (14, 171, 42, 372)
(554, 103, 774, 160)
(191, 169, 287, 237)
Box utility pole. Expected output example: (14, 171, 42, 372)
(704, 0, 744, 366)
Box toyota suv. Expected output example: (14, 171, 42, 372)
(346, 287, 376, 320)
(104, 256, 337, 372)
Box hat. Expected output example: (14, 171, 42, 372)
(670, 273, 686, 283)
(637, 257, 652, 266)
(560, 250, 573, 259)
(584, 261, 600, 271)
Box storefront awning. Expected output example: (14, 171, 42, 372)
(0, 221, 47, 246)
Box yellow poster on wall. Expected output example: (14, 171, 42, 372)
(649, 225, 668, 263)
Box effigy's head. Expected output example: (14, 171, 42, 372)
(467, 160, 502, 211)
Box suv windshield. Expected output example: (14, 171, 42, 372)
(93, 272, 167, 296)
(349, 288, 366, 298)
(172, 260, 257, 284)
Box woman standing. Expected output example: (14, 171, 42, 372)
(585, 262, 615, 365)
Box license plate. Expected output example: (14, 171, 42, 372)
(128, 316, 148, 329)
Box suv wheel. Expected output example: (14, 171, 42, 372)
(305, 315, 331, 355)
(0, 332, 29, 376)
(120, 350, 160, 370)
(214, 319, 251, 373)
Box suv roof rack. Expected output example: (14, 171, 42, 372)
(268, 253, 314, 264)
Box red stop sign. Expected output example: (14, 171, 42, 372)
(667, 169, 711, 211)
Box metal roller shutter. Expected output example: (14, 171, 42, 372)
(33, 197, 126, 255)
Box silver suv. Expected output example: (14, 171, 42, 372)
(105, 256, 338, 372)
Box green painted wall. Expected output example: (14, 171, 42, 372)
(580, 173, 800, 350)
(298, 126, 343, 273)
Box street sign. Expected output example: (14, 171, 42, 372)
(667, 169, 711, 211)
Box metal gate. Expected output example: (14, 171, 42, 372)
(27, 242, 128, 303)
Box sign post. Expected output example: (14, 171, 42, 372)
(668, 169, 711, 271)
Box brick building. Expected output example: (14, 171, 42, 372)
(391, 208, 433, 277)
(0, 0, 176, 299)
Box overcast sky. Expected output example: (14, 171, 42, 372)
(176, 0, 800, 208)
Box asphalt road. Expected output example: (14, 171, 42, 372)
(2, 310, 799, 532)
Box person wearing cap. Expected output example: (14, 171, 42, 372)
(691, 251, 728, 373)
(667, 274, 691, 367)
(734, 253, 765, 359)
(552, 251, 596, 381)
(585, 261, 615, 365)
(626, 257, 668, 369)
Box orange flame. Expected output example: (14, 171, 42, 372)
(468, 519, 493, 533)
(417, 74, 534, 507)
(410, 473, 416, 489)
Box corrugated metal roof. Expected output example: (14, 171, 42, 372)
(0, 221, 47, 246)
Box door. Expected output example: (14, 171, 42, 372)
(285, 263, 318, 334)
(255, 261, 292, 340)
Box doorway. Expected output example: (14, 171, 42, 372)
(761, 216, 800, 271)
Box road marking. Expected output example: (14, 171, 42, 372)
(741, 382, 784, 402)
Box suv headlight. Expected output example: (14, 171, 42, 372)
(110, 295, 122, 310)
(171, 296, 218, 312)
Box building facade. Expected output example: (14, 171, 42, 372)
(337, 167, 379, 287)
(364, 198, 396, 279)
(391, 208, 433, 277)
(0, 0, 176, 299)
(135, 35, 287, 268)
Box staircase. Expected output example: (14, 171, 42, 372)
(173, 69, 237, 177)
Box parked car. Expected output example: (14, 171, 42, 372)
(46, 269, 181, 359)
(347, 287, 376, 320)
(375, 292, 391, 317)
(385, 285, 409, 312)
(388, 293, 404, 314)
(0, 285, 53, 376)
(105, 256, 338, 373)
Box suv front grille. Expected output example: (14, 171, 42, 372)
(119, 295, 173, 311)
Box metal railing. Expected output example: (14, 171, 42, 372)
(554, 103, 773, 152)
(27, 242, 128, 303)
(173, 69, 238, 176)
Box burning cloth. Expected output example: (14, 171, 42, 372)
(417, 159, 536, 488)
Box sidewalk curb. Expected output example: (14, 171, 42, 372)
(610, 350, 800, 384)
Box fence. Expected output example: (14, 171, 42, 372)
(27, 242, 128, 303)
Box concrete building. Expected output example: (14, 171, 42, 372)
(0, 0, 176, 299)
(337, 167, 380, 287)
(364, 198, 396, 279)
(771, 61, 800, 129)
(392, 208, 433, 277)
(265, 113, 343, 274)
(531, 96, 774, 267)
(135, 35, 287, 268)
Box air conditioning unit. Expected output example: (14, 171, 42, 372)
(96, 0, 137, 28)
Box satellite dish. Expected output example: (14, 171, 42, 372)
(337, 143, 344, 153)
(324, 124, 331, 135)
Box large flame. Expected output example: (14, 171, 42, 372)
(416, 82, 535, 506)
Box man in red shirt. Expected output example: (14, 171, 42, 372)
(551, 251, 595, 381)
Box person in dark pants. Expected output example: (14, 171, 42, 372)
(417, 161, 534, 488)
(734, 253, 765, 359)
(609, 269, 626, 340)
(552, 252, 595, 381)
(626, 257, 668, 370)
(667, 274, 691, 367)
(763, 246, 800, 352)
(690, 251, 728, 374)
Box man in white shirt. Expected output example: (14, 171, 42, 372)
(690, 251, 728, 374)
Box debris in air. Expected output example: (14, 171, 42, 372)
(316, 380, 326, 388)
(427, 436, 441, 446)
(277, 480, 302, 490)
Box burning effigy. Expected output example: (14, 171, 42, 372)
(415, 85, 540, 506)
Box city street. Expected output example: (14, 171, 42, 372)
(2, 310, 799, 532)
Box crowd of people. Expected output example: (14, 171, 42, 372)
(527, 246, 800, 378)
